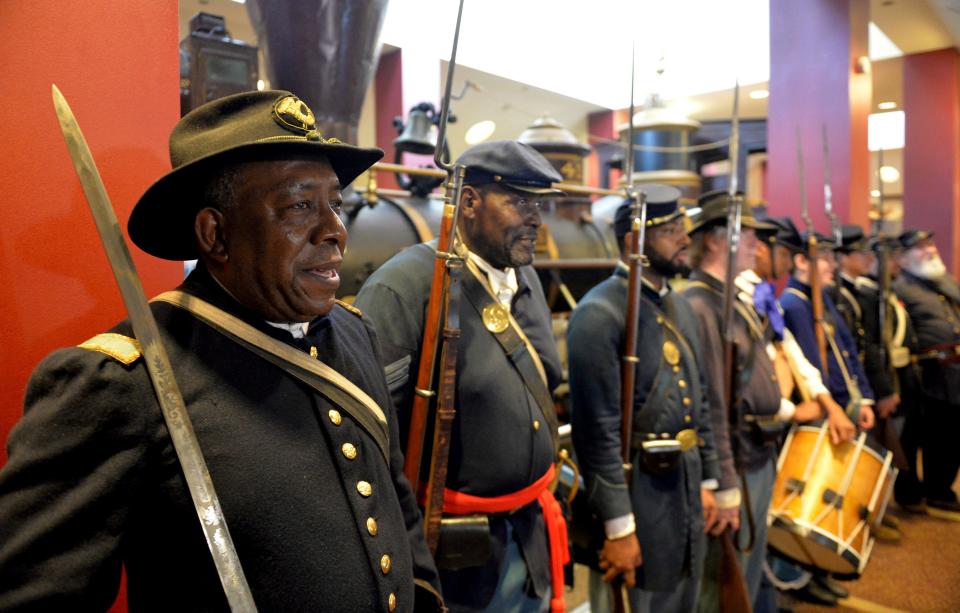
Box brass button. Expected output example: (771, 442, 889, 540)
(656, 315, 664, 324)
(380, 553, 392, 574)
(309, 346, 318, 359)
(328, 409, 342, 426)
(341, 443, 357, 460)
(388, 593, 397, 611)
(357, 481, 373, 497)
(683, 397, 691, 407)
(661, 432, 670, 439)
(842, 350, 849, 358)
(533, 420, 541, 431)
(366, 517, 378, 536)
(672, 365, 680, 374)
(678, 379, 687, 389)
(647, 433, 656, 440)
(684, 415, 692, 423)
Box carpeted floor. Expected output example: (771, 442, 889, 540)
(791, 501, 960, 613)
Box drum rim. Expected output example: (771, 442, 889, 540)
(791, 424, 889, 463)
(768, 514, 864, 576)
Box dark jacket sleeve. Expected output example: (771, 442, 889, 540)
(684, 293, 738, 492)
(858, 289, 895, 399)
(781, 295, 824, 374)
(0, 349, 150, 611)
(568, 298, 633, 522)
(361, 319, 443, 607)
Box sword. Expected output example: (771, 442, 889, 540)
(52, 85, 256, 612)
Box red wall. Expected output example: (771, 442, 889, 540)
(375, 49, 403, 190)
(767, 0, 871, 230)
(902, 48, 960, 274)
(0, 1, 182, 466)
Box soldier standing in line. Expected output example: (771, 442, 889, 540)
(568, 186, 720, 612)
(893, 230, 960, 520)
(355, 141, 568, 612)
(681, 191, 783, 610)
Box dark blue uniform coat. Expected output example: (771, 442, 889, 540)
(781, 277, 875, 410)
(568, 268, 719, 591)
(354, 242, 562, 612)
(0, 267, 441, 613)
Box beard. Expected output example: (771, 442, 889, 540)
(648, 246, 690, 278)
(905, 253, 947, 280)
(504, 227, 539, 268)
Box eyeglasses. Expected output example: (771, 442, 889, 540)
(508, 197, 543, 216)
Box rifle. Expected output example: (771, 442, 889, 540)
(823, 125, 843, 305)
(873, 147, 897, 389)
(798, 129, 829, 374)
(718, 81, 753, 613)
(402, 0, 467, 554)
(612, 41, 647, 613)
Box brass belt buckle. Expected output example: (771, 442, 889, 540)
(676, 428, 698, 452)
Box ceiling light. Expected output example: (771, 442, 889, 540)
(877, 101, 897, 110)
(871, 189, 881, 198)
(879, 166, 900, 183)
(256, 80, 266, 91)
(465, 120, 496, 145)
(749, 89, 769, 100)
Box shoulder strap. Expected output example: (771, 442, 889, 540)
(152, 291, 390, 461)
(78, 332, 142, 365)
(783, 287, 809, 302)
(461, 260, 559, 449)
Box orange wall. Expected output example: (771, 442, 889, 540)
(0, 1, 182, 465)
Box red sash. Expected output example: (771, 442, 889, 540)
(441, 465, 569, 613)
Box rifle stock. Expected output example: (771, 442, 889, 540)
(402, 0, 467, 553)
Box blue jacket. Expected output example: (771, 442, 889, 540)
(568, 267, 718, 590)
(781, 277, 875, 410)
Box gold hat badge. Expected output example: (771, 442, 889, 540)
(272, 95, 341, 144)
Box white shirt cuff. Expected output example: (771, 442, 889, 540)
(604, 513, 636, 540)
(861, 399, 875, 406)
(778, 398, 796, 422)
(715, 488, 741, 509)
(701, 479, 719, 490)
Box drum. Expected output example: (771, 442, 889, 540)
(767, 424, 896, 578)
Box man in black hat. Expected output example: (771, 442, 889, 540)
(0, 90, 442, 612)
(681, 191, 783, 609)
(567, 185, 720, 612)
(354, 140, 565, 612)
(893, 230, 960, 519)
(780, 230, 876, 434)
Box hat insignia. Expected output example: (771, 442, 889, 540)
(273, 95, 318, 134)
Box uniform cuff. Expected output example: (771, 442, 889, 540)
(701, 479, 719, 490)
(715, 488, 741, 509)
(604, 513, 636, 540)
(778, 398, 796, 422)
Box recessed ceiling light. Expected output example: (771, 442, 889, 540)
(871, 189, 881, 198)
(879, 165, 900, 183)
(749, 89, 769, 100)
(877, 101, 897, 110)
(465, 120, 496, 145)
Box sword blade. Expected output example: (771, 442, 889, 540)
(51, 85, 256, 612)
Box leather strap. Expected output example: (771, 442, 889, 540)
(461, 260, 560, 448)
(152, 291, 390, 461)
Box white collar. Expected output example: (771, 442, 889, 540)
(469, 252, 519, 310)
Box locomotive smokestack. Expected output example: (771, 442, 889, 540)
(247, 0, 389, 144)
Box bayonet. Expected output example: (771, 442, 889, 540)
(51, 85, 256, 612)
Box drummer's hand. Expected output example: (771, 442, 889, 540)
(599, 533, 642, 587)
(702, 488, 719, 533)
(822, 395, 856, 444)
(876, 394, 900, 419)
(858, 404, 875, 430)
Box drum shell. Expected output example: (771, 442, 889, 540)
(767, 425, 895, 578)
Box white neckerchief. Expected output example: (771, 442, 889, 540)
(469, 252, 519, 311)
(265, 320, 310, 339)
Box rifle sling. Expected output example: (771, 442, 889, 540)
(461, 260, 559, 448)
(152, 291, 390, 461)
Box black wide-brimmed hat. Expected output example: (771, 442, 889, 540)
(129, 90, 384, 260)
(612, 183, 683, 238)
(687, 190, 775, 235)
(837, 224, 869, 254)
(457, 140, 564, 195)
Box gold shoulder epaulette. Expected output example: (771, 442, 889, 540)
(78, 333, 142, 365)
(336, 299, 364, 318)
